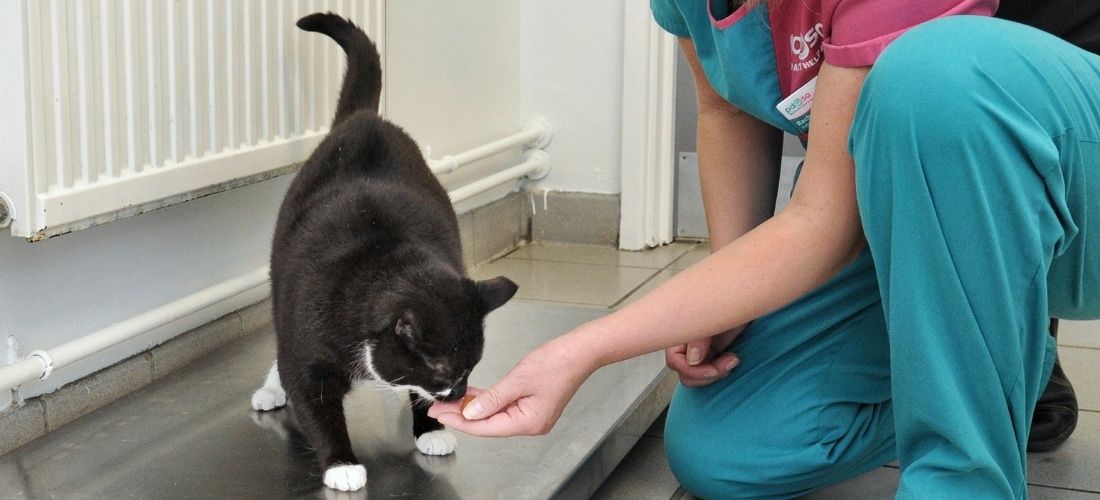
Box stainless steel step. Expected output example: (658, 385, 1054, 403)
(0, 300, 673, 500)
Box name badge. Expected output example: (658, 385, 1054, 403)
(776, 76, 817, 135)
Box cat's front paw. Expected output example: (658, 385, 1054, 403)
(415, 430, 457, 456)
(251, 385, 287, 411)
(323, 464, 367, 491)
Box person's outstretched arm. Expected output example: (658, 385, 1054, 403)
(429, 62, 869, 437)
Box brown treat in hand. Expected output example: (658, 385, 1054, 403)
(460, 395, 476, 412)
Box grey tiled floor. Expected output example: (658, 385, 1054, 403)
(501, 242, 1100, 500)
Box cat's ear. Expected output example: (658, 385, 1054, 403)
(395, 310, 417, 339)
(476, 276, 518, 312)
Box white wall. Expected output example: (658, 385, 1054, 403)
(386, 2, 520, 160)
(520, 0, 626, 194)
(385, 1, 522, 208)
(1, 2, 524, 410)
(387, 0, 628, 195)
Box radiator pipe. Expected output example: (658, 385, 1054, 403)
(449, 150, 551, 204)
(429, 117, 551, 175)
(0, 267, 271, 393)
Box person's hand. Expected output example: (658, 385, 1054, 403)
(428, 336, 599, 437)
(665, 326, 743, 387)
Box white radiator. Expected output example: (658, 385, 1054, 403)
(0, 0, 385, 240)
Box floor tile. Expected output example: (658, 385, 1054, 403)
(471, 258, 658, 307)
(1030, 485, 1100, 499)
(1059, 347, 1099, 412)
(507, 242, 696, 269)
(1059, 320, 1100, 349)
(803, 466, 1100, 499)
(667, 245, 709, 271)
(645, 409, 668, 438)
(1029, 410, 1100, 493)
(615, 269, 678, 309)
(591, 436, 680, 500)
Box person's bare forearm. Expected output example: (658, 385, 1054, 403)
(569, 205, 864, 367)
(679, 36, 783, 251)
(569, 63, 870, 369)
(697, 107, 783, 251)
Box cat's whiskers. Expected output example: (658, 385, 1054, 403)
(355, 377, 436, 403)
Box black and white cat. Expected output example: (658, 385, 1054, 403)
(250, 12, 517, 492)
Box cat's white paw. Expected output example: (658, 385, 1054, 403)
(251, 386, 287, 411)
(323, 464, 367, 491)
(415, 430, 457, 456)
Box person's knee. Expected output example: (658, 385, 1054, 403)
(664, 418, 775, 499)
(665, 389, 895, 498)
(664, 403, 831, 499)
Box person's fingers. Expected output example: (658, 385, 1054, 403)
(428, 387, 483, 418)
(437, 399, 551, 437)
(666, 347, 720, 379)
(429, 380, 521, 422)
(715, 352, 740, 372)
(437, 411, 525, 437)
(665, 343, 688, 370)
(685, 337, 711, 366)
(672, 352, 740, 387)
(460, 378, 525, 420)
(428, 401, 461, 418)
(667, 342, 687, 358)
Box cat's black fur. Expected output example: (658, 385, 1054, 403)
(266, 12, 517, 483)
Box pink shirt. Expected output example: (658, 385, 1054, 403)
(768, 0, 997, 97)
(652, 0, 998, 136)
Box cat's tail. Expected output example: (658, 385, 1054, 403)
(297, 12, 382, 126)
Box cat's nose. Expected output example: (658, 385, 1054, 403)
(436, 384, 466, 402)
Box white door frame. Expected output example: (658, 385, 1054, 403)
(618, 2, 678, 251)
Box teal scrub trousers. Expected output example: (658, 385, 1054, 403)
(664, 16, 1100, 500)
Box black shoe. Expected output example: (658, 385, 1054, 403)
(1028, 319, 1078, 453)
